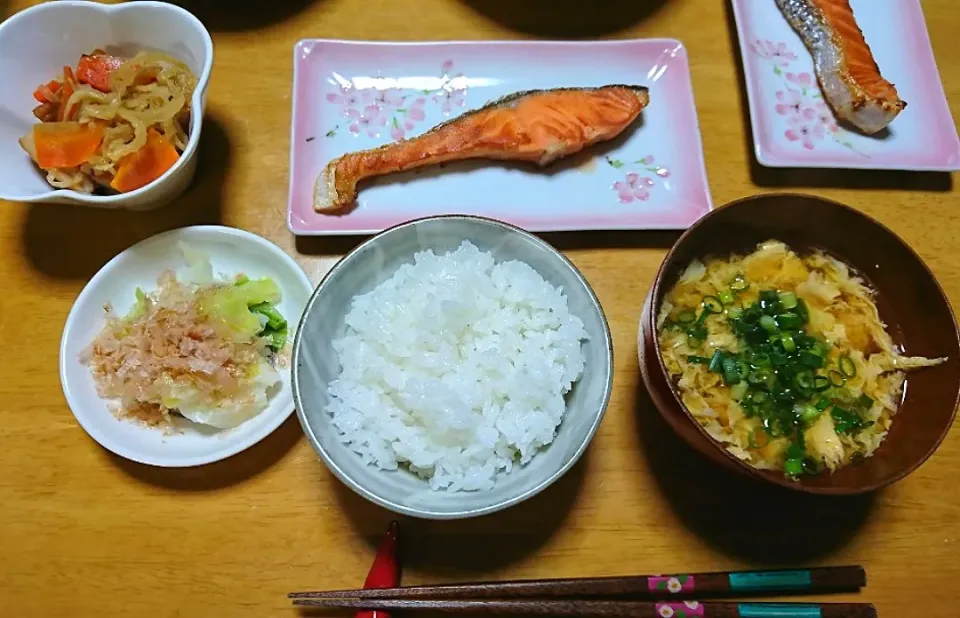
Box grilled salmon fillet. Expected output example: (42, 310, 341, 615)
(776, 0, 905, 134)
(314, 84, 649, 213)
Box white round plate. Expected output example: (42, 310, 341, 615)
(60, 225, 313, 467)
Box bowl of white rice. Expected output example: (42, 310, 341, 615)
(292, 215, 613, 519)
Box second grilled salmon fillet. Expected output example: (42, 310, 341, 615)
(776, 0, 906, 134)
(314, 85, 649, 213)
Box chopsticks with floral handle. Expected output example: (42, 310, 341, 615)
(290, 598, 876, 618)
(289, 565, 865, 600)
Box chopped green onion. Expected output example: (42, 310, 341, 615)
(669, 283, 864, 479)
(702, 295, 723, 314)
(748, 368, 772, 386)
(799, 351, 825, 368)
(776, 312, 803, 330)
(686, 323, 707, 347)
(839, 354, 857, 378)
(745, 349, 770, 367)
(718, 289, 736, 305)
(778, 291, 798, 310)
(698, 306, 719, 326)
(831, 407, 865, 434)
(793, 370, 815, 392)
(722, 357, 741, 385)
(759, 315, 778, 332)
(780, 333, 797, 352)
(759, 290, 780, 314)
(786, 442, 805, 461)
(759, 290, 779, 304)
(730, 381, 749, 401)
(763, 415, 783, 438)
(753, 371, 776, 390)
(784, 459, 804, 476)
(741, 306, 761, 324)
(797, 403, 821, 425)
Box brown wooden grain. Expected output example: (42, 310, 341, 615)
(0, 1, 958, 617)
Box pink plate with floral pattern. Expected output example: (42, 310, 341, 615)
(731, 0, 960, 171)
(288, 39, 712, 235)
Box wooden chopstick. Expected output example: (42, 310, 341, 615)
(291, 598, 877, 618)
(289, 565, 865, 600)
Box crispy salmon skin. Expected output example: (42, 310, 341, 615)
(775, 0, 905, 134)
(314, 84, 649, 213)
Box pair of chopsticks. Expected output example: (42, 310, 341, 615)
(290, 565, 876, 617)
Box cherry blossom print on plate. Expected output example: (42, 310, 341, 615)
(607, 154, 670, 203)
(323, 60, 465, 141)
(288, 39, 712, 235)
(731, 0, 960, 170)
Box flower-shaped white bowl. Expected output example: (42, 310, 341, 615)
(0, 1, 213, 210)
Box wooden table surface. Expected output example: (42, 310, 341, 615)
(2, 0, 959, 616)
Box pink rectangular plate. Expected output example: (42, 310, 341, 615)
(731, 0, 960, 170)
(288, 39, 712, 235)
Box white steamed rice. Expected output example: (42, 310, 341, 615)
(325, 241, 588, 491)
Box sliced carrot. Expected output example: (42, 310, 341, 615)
(32, 80, 62, 104)
(76, 54, 124, 93)
(110, 129, 180, 193)
(32, 121, 104, 169)
(57, 66, 78, 122)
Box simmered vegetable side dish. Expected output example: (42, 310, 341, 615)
(19, 49, 197, 194)
(657, 241, 946, 478)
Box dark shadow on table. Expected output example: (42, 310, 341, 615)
(633, 378, 875, 564)
(331, 450, 589, 575)
(721, 2, 953, 193)
(107, 414, 302, 491)
(169, 0, 323, 32)
(22, 113, 233, 281)
(460, 0, 671, 37)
